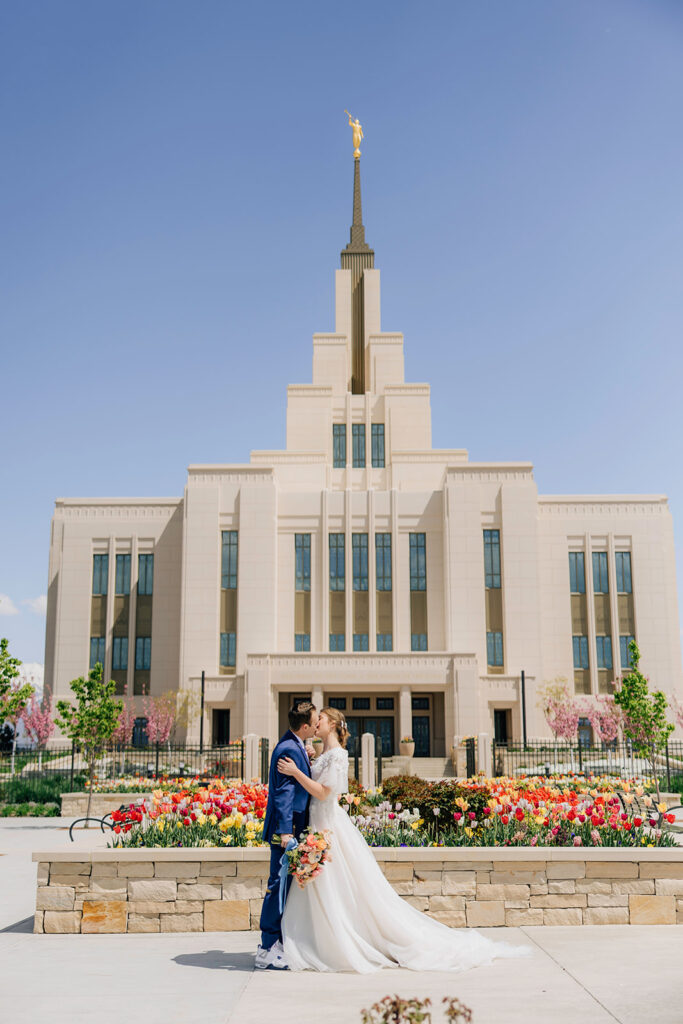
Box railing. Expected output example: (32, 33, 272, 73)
(0, 741, 252, 787)
(493, 738, 683, 789)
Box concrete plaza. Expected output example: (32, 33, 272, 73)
(2, 818, 682, 1023)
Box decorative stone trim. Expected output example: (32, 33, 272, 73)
(32, 848, 683, 934)
(60, 793, 150, 817)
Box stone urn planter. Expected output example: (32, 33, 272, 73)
(399, 738, 415, 757)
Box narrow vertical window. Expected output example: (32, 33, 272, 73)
(409, 533, 427, 651)
(92, 554, 108, 595)
(115, 554, 131, 595)
(573, 635, 589, 669)
(221, 531, 238, 589)
(138, 554, 154, 595)
(483, 530, 501, 588)
(329, 533, 345, 650)
(329, 534, 345, 591)
(615, 552, 632, 594)
(352, 424, 366, 468)
(89, 636, 105, 669)
(333, 424, 346, 468)
(352, 533, 368, 651)
(135, 636, 152, 670)
(592, 552, 609, 594)
(220, 632, 236, 668)
(112, 637, 128, 671)
(375, 533, 392, 652)
(486, 631, 504, 666)
(294, 533, 311, 651)
(484, 530, 503, 671)
(371, 424, 385, 468)
(620, 635, 635, 668)
(568, 552, 585, 594)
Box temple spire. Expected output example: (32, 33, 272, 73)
(343, 157, 373, 254)
(341, 154, 375, 394)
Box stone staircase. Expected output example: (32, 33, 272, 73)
(381, 756, 456, 781)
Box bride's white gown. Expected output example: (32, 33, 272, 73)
(282, 747, 525, 973)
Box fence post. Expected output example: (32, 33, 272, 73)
(666, 742, 671, 792)
(361, 732, 376, 790)
(578, 740, 583, 774)
(376, 736, 383, 786)
(244, 734, 259, 782)
(70, 741, 75, 790)
(260, 738, 270, 784)
(353, 735, 360, 784)
(477, 733, 491, 777)
(155, 743, 160, 777)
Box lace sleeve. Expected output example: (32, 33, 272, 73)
(315, 749, 349, 795)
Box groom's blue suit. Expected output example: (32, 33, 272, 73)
(260, 730, 311, 950)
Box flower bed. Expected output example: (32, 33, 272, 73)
(105, 774, 677, 850)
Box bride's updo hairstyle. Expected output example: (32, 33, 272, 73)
(321, 706, 349, 748)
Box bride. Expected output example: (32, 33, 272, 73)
(278, 706, 526, 973)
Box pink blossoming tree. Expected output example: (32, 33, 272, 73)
(586, 695, 622, 745)
(22, 691, 55, 769)
(143, 692, 177, 747)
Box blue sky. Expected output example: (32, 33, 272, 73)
(2, 0, 683, 670)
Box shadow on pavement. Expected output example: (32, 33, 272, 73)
(1, 917, 34, 933)
(173, 950, 255, 972)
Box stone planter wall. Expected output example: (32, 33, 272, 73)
(60, 793, 150, 817)
(32, 847, 683, 934)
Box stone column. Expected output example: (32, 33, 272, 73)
(477, 732, 492, 777)
(244, 734, 260, 782)
(361, 732, 376, 790)
(311, 687, 324, 712)
(399, 686, 412, 743)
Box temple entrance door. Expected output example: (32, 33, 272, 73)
(412, 715, 430, 757)
(346, 716, 395, 757)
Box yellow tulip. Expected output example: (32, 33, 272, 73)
(657, 803, 667, 813)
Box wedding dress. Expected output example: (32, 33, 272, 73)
(281, 746, 525, 973)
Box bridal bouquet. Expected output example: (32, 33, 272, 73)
(286, 829, 332, 888)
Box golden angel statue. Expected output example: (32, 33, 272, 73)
(344, 110, 363, 158)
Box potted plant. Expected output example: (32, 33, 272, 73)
(399, 735, 415, 757)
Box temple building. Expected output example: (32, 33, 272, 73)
(44, 154, 683, 762)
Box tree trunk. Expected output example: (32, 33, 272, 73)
(84, 759, 96, 828)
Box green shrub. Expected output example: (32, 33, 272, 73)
(0, 801, 60, 817)
(381, 775, 492, 829)
(0, 773, 87, 805)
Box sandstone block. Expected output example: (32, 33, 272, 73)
(44, 911, 82, 933)
(629, 894, 676, 925)
(583, 907, 629, 925)
(200, 861, 237, 876)
(504, 900, 530, 909)
(82, 900, 127, 933)
(402, 896, 428, 911)
(546, 862, 585, 879)
(640, 862, 683, 879)
(176, 901, 203, 914)
(530, 894, 587, 909)
(412, 861, 448, 873)
(117, 862, 155, 878)
(128, 914, 160, 933)
(442, 872, 476, 897)
(576, 880, 612, 895)
(204, 900, 250, 931)
(160, 913, 203, 932)
(543, 908, 582, 926)
(33, 912, 44, 933)
(414, 879, 442, 896)
(222, 880, 262, 900)
(654, 879, 683, 896)
(128, 901, 175, 914)
(548, 880, 576, 895)
(50, 876, 91, 890)
(36, 863, 49, 886)
(91, 878, 127, 895)
(49, 861, 90, 875)
(128, 880, 177, 902)
(530, 883, 548, 896)
(475, 871, 492, 884)
(466, 900, 505, 927)
(429, 895, 465, 912)
(506, 908, 543, 926)
(490, 871, 547, 885)
(426, 911, 466, 928)
(587, 895, 628, 908)
(585, 862, 638, 878)
(383, 863, 415, 881)
(92, 863, 119, 877)
(235, 863, 268, 877)
(36, 886, 75, 911)
(391, 882, 414, 896)
(155, 862, 200, 879)
(178, 883, 221, 901)
(612, 880, 655, 895)
(477, 884, 530, 901)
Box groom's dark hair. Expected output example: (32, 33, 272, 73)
(288, 701, 316, 731)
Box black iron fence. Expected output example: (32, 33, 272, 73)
(0, 740, 274, 787)
(493, 739, 683, 791)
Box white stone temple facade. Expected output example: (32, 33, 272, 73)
(44, 158, 683, 756)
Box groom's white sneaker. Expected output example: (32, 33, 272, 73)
(255, 941, 289, 971)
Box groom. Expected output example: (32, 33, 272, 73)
(256, 700, 318, 970)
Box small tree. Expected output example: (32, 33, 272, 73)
(22, 691, 55, 770)
(54, 663, 123, 826)
(0, 638, 35, 774)
(143, 691, 176, 747)
(538, 678, 581, 742)
(586, 695, 622, 745)
(613, 640, 674, 808)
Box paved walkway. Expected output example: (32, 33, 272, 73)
(2, 818, 683, 1023)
